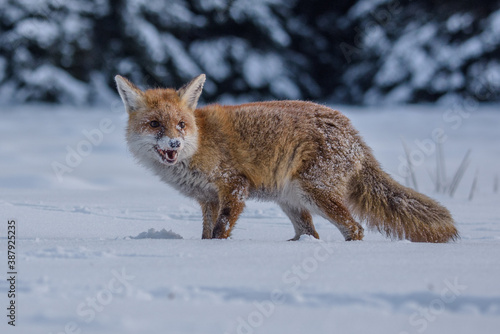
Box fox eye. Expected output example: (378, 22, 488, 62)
(178, 121, 186, 129)
(150, 120, 160, 128)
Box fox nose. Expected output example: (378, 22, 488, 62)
(169, 139, 181, 149)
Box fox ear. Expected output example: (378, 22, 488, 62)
(177, 74, 206, 110)
(115, 75, 144, 113)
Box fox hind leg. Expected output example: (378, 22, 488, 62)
(304, 186, 364, 241)
(279, 203, 319, 241)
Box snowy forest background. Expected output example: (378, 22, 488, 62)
(1, 0, 500, 106)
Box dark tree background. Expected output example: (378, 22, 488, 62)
(0, 0, 499, 105)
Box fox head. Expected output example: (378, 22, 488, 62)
(115, 74, 206, 166)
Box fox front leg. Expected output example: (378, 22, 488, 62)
(212, 177, 249, 239)
(200, 201, 219, 239)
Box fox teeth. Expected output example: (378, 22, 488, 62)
(154, 145, 178, 163)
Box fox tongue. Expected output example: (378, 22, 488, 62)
(166, 150, 177, 160)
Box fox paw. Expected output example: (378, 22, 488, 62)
(345, 226, 364, 241)
(212, 226, 229, 239)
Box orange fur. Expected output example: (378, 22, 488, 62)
(115, 74, 459, 242)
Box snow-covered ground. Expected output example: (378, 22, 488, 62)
(1, 103, 499, 334)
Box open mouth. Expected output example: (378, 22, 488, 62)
(154, 145, 178, 164)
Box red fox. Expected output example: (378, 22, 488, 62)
(115, 74, 458, 242)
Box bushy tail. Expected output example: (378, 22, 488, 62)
(347, 163, 459, 243)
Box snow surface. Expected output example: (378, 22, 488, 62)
(1, 103, 500, 334)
